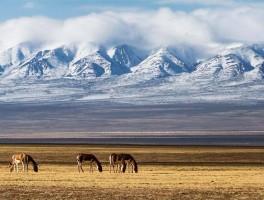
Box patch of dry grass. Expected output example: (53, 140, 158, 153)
(0, 145, 264, 199)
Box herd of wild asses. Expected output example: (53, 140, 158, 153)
(8, 153, 138, 173)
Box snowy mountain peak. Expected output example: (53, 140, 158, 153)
(70, 42, 104, 63)
(107, 44, 142, 68)
(0, 42, 263, 82)
(155, 45, 196, 68)
(225, 43, 246, 50)
(130, 45, 196, 80)
(0, 42, 264, 103)
(195, 43, 264, 80)
(0, 41, 35, 68)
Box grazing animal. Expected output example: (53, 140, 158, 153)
(9, 153, 38, 172)
(109, 153, 127, 173)
(76, 154, 103, 173)
(122, 154, 138, 173)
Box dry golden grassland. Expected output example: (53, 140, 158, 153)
(0, 144, 264, 199)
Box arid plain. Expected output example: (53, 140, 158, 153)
(0, 144, 264, 200)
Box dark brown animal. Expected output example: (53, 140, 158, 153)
(122, 154, 138, 173)
(109, 153, 138, 173)
(109, 153, 127, 173)
(76, 154, 103, 173)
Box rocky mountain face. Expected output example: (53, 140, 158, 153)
(0, 42, 263, 103)
(107, 44, 143, 69)
(0, 42, 263, 81)
(195, 44, 264, 80)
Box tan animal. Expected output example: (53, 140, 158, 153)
(9, 153, 38, 172)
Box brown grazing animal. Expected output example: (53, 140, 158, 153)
(109, 153, 129, 173)
(9, 153, 38, 172)
(76, 154, 103, 173)
(122, 153, 138, 173)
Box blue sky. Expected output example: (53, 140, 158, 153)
(0, 0, 264, 21)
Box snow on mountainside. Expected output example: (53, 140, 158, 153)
(0, 42, 264, 103)
(68, 51, 111, 78)
(0, 43, 136, 79)
(0, 42, 34, 68)
(0, 42, 35, 77)
(68, 44, 130, 78)
(195, 44, 264, 81)
(131, 46, 196, 79)
(7, 46, 74, 79)
(1, 42, 263, 81)
(107, 44, 143, 68)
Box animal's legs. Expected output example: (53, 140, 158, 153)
(15, 163, 19, 172)
(78, 162, 84, 172)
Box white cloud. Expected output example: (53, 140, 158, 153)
(0, 6, 263, 57)
(156, 0, 264, 6)
(157, 0, 235, 5)
(192, 7, 264, 43)
(24, 1, 38, 9)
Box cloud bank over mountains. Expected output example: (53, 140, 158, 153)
(0, 6, 264, 58)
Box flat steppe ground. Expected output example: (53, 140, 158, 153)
(0, 144, 264, 200)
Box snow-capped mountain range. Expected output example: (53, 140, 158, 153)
(0, 42, 263, 104)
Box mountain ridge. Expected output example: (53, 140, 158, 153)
(1, 42, 264, 81)
(0, 42, 263, 104)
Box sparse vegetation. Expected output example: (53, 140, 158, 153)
(0, 144, 264, 199)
